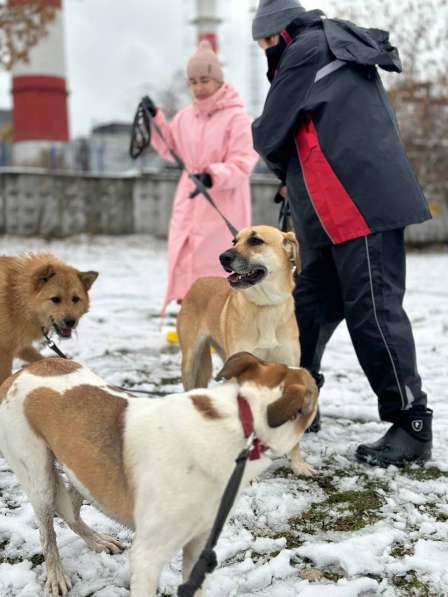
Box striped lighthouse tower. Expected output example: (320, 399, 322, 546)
(10, 0, 69, 166)
(191, 0, 222, 53)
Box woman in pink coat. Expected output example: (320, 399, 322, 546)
(148, 41, 258, 314)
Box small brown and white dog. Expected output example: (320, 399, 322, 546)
(177, 225, 313, 476)
(0, 253, 98, 384)
(0, 352, 318, 597)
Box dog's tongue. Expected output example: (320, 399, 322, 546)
(59, 327, 72, 338)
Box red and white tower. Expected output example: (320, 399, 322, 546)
(191, 0, 222, 52)
(10, 0, 69, 165)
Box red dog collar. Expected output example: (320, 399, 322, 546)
(237, 395, 266, 461)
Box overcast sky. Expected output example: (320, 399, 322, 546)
(0, 0, 336, 138)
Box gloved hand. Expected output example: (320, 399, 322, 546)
(189, 173, 213, 198)
(273, 184, 288, 204)
(143, 96, 157, 117)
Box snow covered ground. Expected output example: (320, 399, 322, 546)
(0, 235, 447, 597)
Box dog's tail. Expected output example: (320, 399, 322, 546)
(180, 334, 213, 391)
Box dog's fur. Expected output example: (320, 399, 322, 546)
(177, 225, 314, 475)
(0, 352, 318, 597)
(0, 253, 98, 384)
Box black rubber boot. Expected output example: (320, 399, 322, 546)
(355, 407, 433, 467)
(306, 373, 324, 433)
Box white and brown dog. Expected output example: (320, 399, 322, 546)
(0, 352, 317, 597)
(177, 225, 314, 476)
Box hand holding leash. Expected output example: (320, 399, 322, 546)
(273, 184, 288, 204)
(144, 96, 158, 117)
(189, 173, 212, 198)
(129, 96, 238, 237)
(273, 184, 291, 232)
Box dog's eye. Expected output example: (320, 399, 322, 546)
(232, 238, 237, 246)
(72, 296, 81, 304)
(50, 296, 61, 304)
(247, 236, 264, 246)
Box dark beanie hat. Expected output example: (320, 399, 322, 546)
(252, 0, 306, 40)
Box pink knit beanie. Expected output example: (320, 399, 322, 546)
(186, 40, 224, 83)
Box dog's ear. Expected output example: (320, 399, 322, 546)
(216, 352, 261, 382)
(33, 264, 55, 290)
(267, 383, 314, 428)
(282, 231, 301, 272)
(78, 271, 98, 291)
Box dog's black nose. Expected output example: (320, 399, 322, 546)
(219, 250, 235, 269)
(64, 318, 76, 328)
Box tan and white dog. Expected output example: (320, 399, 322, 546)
(0, 352, 317, 597)
(177, 225, 314, 476)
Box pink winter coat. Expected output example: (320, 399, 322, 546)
(151, 83, 259, 313)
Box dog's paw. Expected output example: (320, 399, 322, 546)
(45, 565, 72, 596)
(291, 461, 316, 477)
(86, 533, 124, 554)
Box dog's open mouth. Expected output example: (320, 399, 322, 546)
(227, 266, 267, 289)
(53, 323, 73, 339)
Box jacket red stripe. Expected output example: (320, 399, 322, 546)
(295, 116, 371, 244)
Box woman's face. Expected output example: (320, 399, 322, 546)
(188, 76, 222, 100)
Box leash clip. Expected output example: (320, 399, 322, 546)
(245, 431, 256, 450)
(42, 329, 54, 347)
(244, 432, 264, 461)
(41, 328, 69, 359)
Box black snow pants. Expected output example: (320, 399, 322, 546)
(293, 228, 427, 421)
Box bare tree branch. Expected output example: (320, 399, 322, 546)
(325, 0, 448, 203)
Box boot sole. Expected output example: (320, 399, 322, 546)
(355, 448, 432, 468)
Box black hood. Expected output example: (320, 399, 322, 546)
(322, 17, 402, 73)
(272, 10, 401, 74)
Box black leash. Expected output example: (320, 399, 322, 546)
(177, 434, 255, 597)
(42, 331, 68, 359)
(41, 331, 153, 396)
(273, 185, 291, 233)
(130, 96, 239, 238)
(278, 197, 291, 233)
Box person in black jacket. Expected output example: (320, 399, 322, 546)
(251, 0, 433, 467)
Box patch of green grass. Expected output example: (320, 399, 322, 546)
(313, 474, 338, 494)
(328, 488, 384, 511)
(390, 543, 415, 559)
(419, 503, 448, 522)
(402, 465, 448, 481)
(0, 552, 23, 565)
(321, 569, 344, 582)
(270, 529, 306, 550)
(159, 376, 182, 386)
(270, 467, 389, 545)
(366, 574, 383, 583)
(250, 549, 281, 563)
(287, 480, 386, 537)
(392, 571, 438, 596)
(271, 466, 295, 479)
(30, 553, 44, 568)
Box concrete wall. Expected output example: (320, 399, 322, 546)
(1, 168, 447, 244)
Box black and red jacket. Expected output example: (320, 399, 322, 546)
(252, 10, 431, 248)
